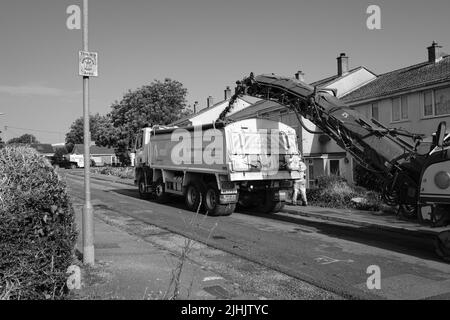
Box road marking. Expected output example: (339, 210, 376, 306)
(203, 276, 224, 282)
(315, 256, 354, 265)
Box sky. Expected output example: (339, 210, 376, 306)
(0, 0, 449, 143)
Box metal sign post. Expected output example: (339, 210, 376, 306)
(81, 0, 94, 266)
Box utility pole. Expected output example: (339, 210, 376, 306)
(82, 0, 94, 266)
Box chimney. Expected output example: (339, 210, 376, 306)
(193, 101, 199, 113)
(428, 41, 442, 63)
(207, 96, 214, 109)
(337, 53, 349, 76)
(224, 86, 232, 100)
(295, 71, 305, 82)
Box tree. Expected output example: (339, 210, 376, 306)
(7, 134, 39, 145)
(0, 132, 4, 149)
(106, 78, 191, 164)
(65, 113, 115, 150)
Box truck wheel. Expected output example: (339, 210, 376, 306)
(257, 191, 285, 214)
(435, 231, 450, 262)
(138, 178, 151, 200)
(154, 179, 169, 203)
(185, 182, 203, 212)
(204, 183, 235, 217)
(70, 164, 77, 170)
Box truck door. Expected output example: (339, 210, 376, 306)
(134, 132, 144, 167)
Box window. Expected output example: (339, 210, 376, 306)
(423, 87, 450, 117)
(424, 91, 433, 116)
(435, 87, 450, 116)
(401, 96, 409, 119)
(329, 159, 340, 176)
(135, 134, 143, 150)
(392, 98, 400, 121)
(371, 103, 379, 121)
(392, 96, 408, 122)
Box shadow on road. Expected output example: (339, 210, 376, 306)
(109, 187, 441, 263)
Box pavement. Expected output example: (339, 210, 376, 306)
(73, 198, 270, 300)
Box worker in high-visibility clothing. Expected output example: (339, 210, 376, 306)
(292, 161, 308, 206)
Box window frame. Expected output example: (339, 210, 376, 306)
(371, 102, 379, 121)
(391, 96, 409, 123)
(422, 87, 450, 118)
(328, 159, 341, 176)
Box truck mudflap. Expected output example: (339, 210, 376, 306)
(435, 230, 450, 262)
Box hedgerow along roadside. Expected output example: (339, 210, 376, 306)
(0, 146, 77, 300)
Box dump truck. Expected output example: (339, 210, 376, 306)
(134, 118, 303, 216)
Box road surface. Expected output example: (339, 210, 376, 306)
(62, 171, 450, 300)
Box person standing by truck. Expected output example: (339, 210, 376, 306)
(292, 160, 308, 206)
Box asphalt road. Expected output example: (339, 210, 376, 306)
(63, 172, 450, 300)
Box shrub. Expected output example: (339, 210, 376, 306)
(91, 166, 134, 180)
(306, 175, 383, 211)
(0, 146, 77, 300)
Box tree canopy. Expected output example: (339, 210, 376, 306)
(64, 78, 192, 165)
(106, 78, 191, 163)
(7, 134, 39, 145)
(66, 113, 115, 149)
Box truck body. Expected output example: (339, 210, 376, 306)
(134, 118, 302, 216)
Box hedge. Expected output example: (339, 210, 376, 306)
(0, 146, 77, 300)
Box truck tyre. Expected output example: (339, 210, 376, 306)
(138, 177, 151, 200)
(204, 183, 235, 217)
(257, 191, 285, 214)
(185, 182, 203, 212)
(435, 230, 450, 262)
(70, 163, 77, 169)
(154, 179, 169, 203)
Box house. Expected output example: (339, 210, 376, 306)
(171, 43, 450, 188)
(343, 42, 450, 139)
(171, 87, 260, 127)
(70, 144, 118, 167)
(29, 144, 55, 160)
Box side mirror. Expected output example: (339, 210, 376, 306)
(436, 122, 447, 148)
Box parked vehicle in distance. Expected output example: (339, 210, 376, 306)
(50, 156, 79, 169)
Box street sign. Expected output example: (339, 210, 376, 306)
(79, 51, 98, 77)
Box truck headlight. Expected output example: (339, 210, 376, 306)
(435, 171, 450, 190)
